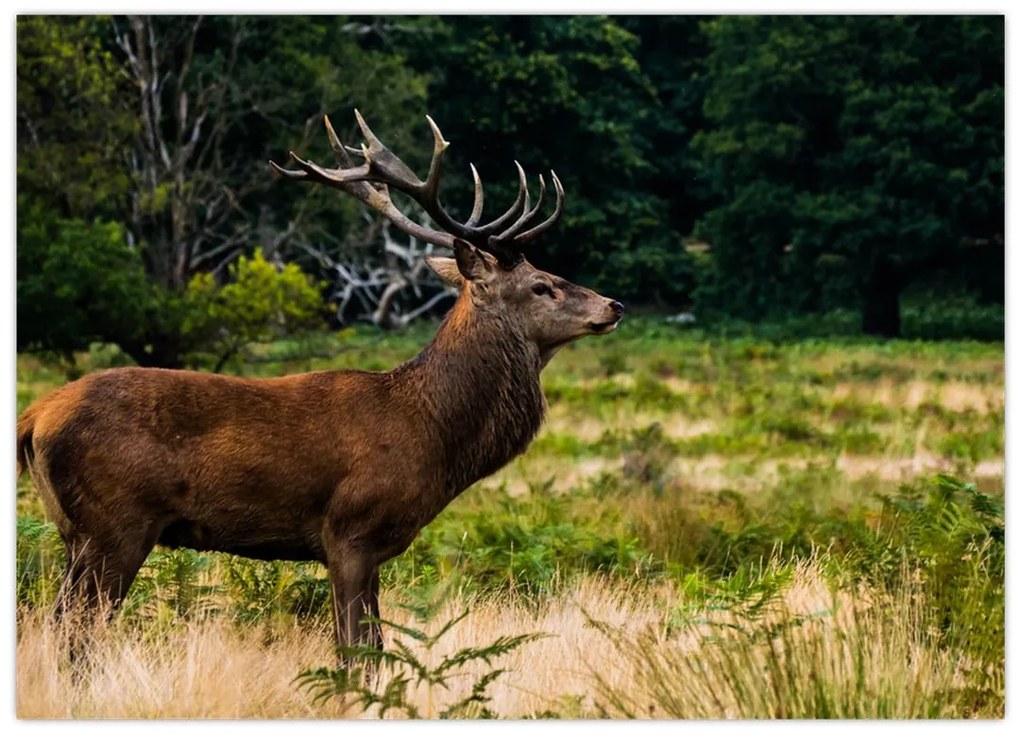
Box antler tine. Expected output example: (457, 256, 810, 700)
(416, 116, 512, 241)
(492, 173, 547, 243)
(510, 170, 564, 245)
(273, 150, 372, 187)
(268, 158, 305, 181)
(323, 112, 466, 248)
(465, 163, 484, 227)
(422, 115, 451, 201)
(323, 114, 357, 169)
(351, 108, 425, 190)
(470, 161, 529, 237)
(353, 112, 475, 241)
(410, 121, 528, 245)
(269, 127, 454, 250)
(354, 108, 386, 152)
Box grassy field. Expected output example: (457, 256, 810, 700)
(15, 315, 1005, 718)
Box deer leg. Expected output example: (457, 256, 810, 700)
(325, 543, 379, 661)
(342, 557, 377, 649)
(55, 526, 158, 670)
(368, 567, 383, 651)
(56, 524, 158, 620)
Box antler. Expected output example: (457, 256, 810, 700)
(269, 110, 564, 268)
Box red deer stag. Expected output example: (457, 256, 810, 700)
(16, 111, 624, 653)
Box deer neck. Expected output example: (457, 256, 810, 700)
(401, 296, 546, 492)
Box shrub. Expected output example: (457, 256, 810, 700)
(183, 250, 328, 372)
(875, 475, 1003, 681)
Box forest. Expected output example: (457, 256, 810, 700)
(17, 15, 1004, 370)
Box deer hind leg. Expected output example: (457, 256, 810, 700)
(52, 524, 158, 672)
(55, 522, 160, 620)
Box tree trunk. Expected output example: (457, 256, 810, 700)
(212, 348, 238, 374)
(121, 334, 185, 369)
(861, 257, 902, 338)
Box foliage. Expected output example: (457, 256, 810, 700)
(587, 474, 1004, 718)
(16, 516, 64, 608)
(124, 549, 219, 622)
(693, 16, 1004, 335)
(16, 15, 430, 366)
(223, 558, 331, 624)
(387, 482, 658, 597)
(16, 16, 180, 368)
(873, 474, 1004, 685)
(16, 15, 135, 219)
(182, 251, 327, 371)
(618, 16, 715, 237)
(901, 292, 1004, 341)
(109, 15, 431, 293)
(297, 585, 544, 719)
(16, 15, 1003, 353)
(16, 208, 172, 367)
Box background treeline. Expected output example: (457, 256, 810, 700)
(16, 15, 1004, 369)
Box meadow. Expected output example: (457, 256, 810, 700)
(15, 313, 1005, 719)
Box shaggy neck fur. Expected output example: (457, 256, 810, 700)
(396, 293, 546, 494)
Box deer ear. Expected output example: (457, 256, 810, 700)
(424, 256, 465, 289)
(452, 238, 495, 283)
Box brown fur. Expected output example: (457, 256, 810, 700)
(17, 243, 623, 654)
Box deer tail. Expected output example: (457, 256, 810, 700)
(16, 403, 39, 477)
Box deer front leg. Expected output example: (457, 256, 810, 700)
(368, 566, 383, 650)
(324, 541, 379, 662)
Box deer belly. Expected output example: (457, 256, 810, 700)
(158, 519, 325, 562)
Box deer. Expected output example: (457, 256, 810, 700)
(16, 110, 624, 655)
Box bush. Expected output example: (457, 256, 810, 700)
(183, 251, 329, 371)
(874, 475, 1003, 684)
(297, 584, 545, 719)
(16, 208, 164, 363)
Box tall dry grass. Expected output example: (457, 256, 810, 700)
(17, 561, 987, 719)
(17, 610, 339, 718)
(589, 571, 977, 718)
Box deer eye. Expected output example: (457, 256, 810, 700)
(531, 283, 554, 297)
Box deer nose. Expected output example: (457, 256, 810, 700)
(610, 300, 625, 317)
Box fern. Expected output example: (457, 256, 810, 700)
(16, 516, 63, 607)
(297, 584, 544, 718)
(125, 549, 219, 621)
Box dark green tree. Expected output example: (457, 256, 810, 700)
(17, 17, 163, 366)
(617, 16, 715, 240)
(694, 15, 1003, 335)
(16, 208, 166, 367)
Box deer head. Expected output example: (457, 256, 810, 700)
(270, 111, 623, 358)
